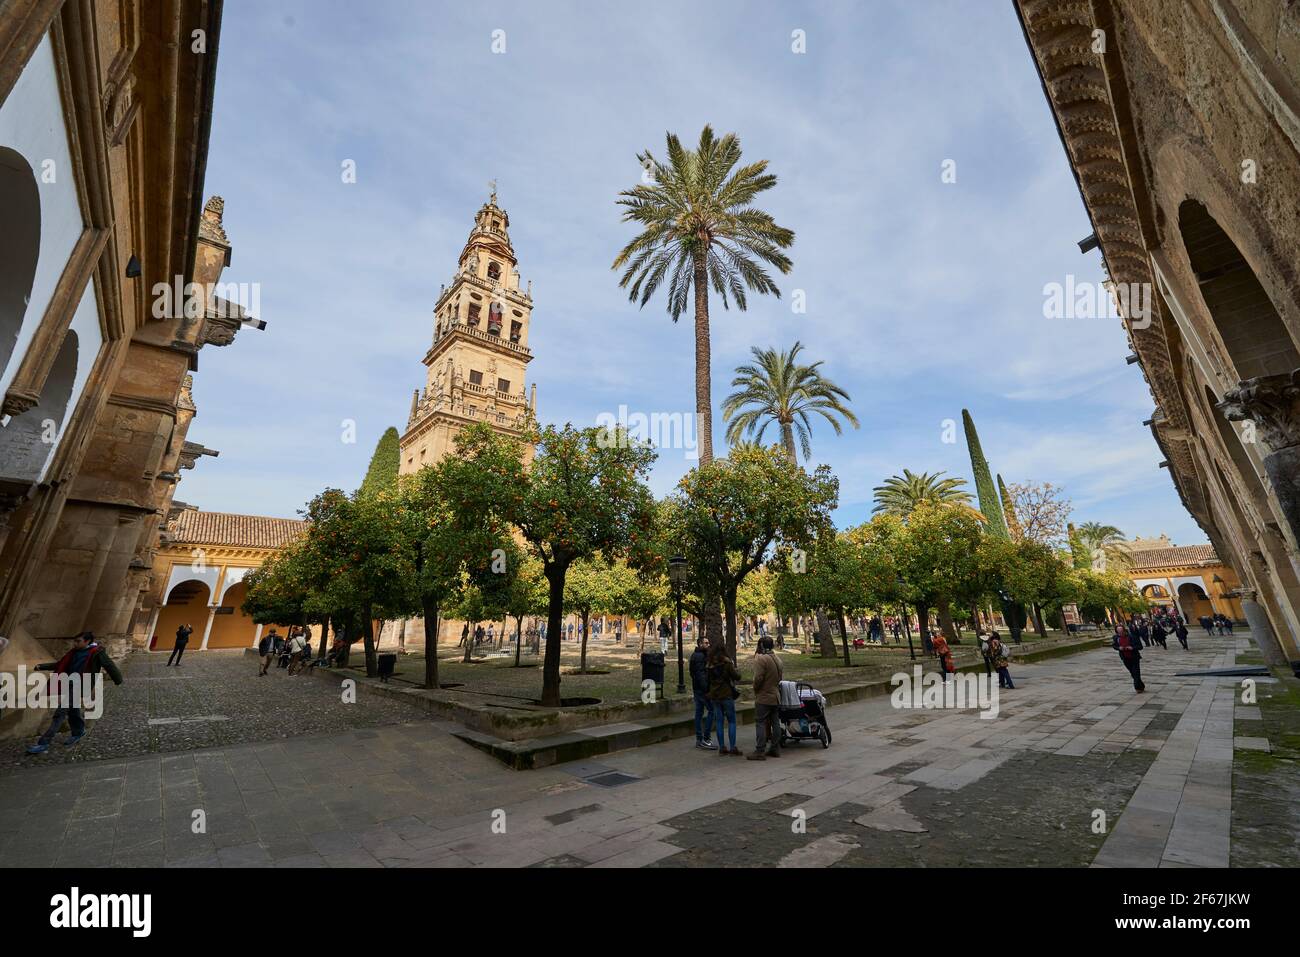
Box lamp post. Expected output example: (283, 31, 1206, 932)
(896, 575, 915, 661)
(669, 556, 688, 694)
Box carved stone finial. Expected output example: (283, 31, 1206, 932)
(1217, 370, 1300, 451)
(200, 195, 229, 243)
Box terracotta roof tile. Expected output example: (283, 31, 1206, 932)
(1129, 544, 1218, 570)
(170, 510, 306, 549)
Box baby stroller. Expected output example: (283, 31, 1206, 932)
(777, 680, 831, 749)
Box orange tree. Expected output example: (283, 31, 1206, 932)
(451, 423, 657, 707)
(669, 445, 838, 658)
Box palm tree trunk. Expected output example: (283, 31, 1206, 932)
(692, 250, 713, 464)
(780, 420, 797, 462)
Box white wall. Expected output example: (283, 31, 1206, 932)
(0, 34, 90, 397)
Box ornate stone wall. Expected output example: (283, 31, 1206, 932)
(1017, 0, 1300, 666)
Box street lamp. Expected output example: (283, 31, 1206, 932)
(669, 555, 688, 694)
(896, 575, 915, 661)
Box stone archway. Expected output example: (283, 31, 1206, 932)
(1176, 581, 1214, 622)
(206, 580, 257, 649)
(1178, 200, 1300, 382)
(154, 579, 211, 651)
(0, 146, 40, 382)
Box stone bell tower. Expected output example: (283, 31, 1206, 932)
(400, 185, 537, 474)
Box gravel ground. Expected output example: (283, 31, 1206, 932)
(0, 650, 438, 771)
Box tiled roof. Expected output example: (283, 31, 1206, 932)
(1129, 544, 1218, 570)
(170, 510, 306, 549)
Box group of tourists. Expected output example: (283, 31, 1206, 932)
(256, 625, 319, 676)
(1110, 610, 1208, 692)
(687, 634, 786, 760)
(1197, 613, 1234, 636)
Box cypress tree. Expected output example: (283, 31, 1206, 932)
(998, 474, 1022, 541)
(359, 426, 401, 497)
(962, 409, 1007, 539)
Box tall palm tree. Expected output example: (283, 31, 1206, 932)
(1074, 522, 1132, 570)
(872, 469, 979, 518)
(721, 342, 858, 462)
(612, 126, 795, 464)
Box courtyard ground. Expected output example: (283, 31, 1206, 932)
(0, 628, 1295, 868)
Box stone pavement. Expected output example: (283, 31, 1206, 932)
(0, 629, 1292, 867)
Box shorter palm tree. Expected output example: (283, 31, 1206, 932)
(1074, 522, 1132, 570)
(722, 341, 858, 462)
(872, 469, 981, 519)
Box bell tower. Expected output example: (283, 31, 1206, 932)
(400, 186, 537, 474)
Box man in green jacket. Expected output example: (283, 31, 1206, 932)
(26, 632, 124, 754)
(747, 636, 784, 761)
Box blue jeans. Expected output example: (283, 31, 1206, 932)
(38, 707, 85, 745)
(693, 693, 714, 741)
(711, 698, 737, 750)
(997, 666, 1014, 688)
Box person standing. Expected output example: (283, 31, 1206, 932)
(26, 632, 124, 753)
(689, 637, 715, 750)
(167, 623, 192, 667)
(977, 631, 993, 678)
(747, 636, 784, 760)
(931, 631, 955, 682)
(1113, 624, 1145, 693)
(989, 634, 1013, 689)
(658, 619, 670, 655)
(706, 642, 741, 756)
(257, 629, 278, 676)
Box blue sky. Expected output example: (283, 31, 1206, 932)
(187, 0, 1204, 545)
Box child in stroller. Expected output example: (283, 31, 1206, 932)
(777, 680, 831, 748)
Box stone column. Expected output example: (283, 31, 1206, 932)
(199, 607, 216, 651)
(1218, 370, 1300, 550)
(1242, 597, 1289, 671)
(252, 622, 263, 649)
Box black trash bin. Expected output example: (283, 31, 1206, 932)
(378, 653, 397, 682)
(640, 652, 665, 689)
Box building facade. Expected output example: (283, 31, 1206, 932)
(400, 190, 537, 475)
(0, 1, 254, 659)
(1018, 0, 1300, 670)
(140, 507, 307, 652)
(1125, 536, 1246, 622)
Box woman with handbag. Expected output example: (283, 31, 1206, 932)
(706, 643, 743, 756)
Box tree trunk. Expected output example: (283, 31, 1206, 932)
(836, 605, 851, 667)
(462, 619, 476, 664)
(815, 608, 836, 658)
(361, 604, 377, 677)
(1032, 602, 1046, 637)
(422, 600, 440, 689)
(723, 589, 739, 658)
(579, 609, 591, 672)
(937, 597, 958, 641)
(915, 602, 933, 654)
(780, 420, 797, 463)
(514, 615, 524, 666)
(692, 249, 713, 464)
(317, 615, 330, 660)
(541, 564, 567, 707)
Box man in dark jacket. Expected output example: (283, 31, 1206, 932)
(26, 632, 124, 754)
(1112, 625, 1145, 693)
(688, 637, 715, 750)
(258, 628, 279, 676)
(167, 623, 192, 667)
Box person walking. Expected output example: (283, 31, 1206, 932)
(1151, 619, 1168, 650)
(989, 633, 1014, 689)
(1112, 624, 1145, 693)
(658, 619, 670, 655)
(257, 628, 279, 675)
(747, 636, 784, 761)
(167, 623, 192, 666)
(706, 643, 741, 757)
(26, 632, 124, 754)
(689, 637, 716, 750)
(287, 630, 309, 675)
(1175, 620, 1189, 650)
